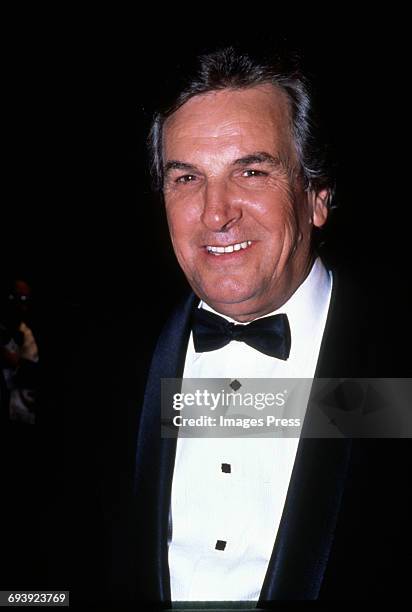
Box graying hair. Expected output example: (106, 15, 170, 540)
(148, 47, 335, 206)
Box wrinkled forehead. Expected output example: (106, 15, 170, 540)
(162, 84, 296, 161)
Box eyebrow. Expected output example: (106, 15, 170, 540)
(164, 161, 198, 177)
(232, 152, 282, 167)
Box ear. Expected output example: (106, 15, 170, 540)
(308, 188, 330, 228)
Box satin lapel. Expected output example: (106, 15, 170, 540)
(134, 292, 198, 604)
(260, 271, 353, 601)
(314, 268, 366, 378)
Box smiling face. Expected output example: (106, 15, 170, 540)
(162, 85, 329, 322)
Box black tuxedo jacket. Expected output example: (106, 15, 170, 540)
(110, 269, 411, 607)
(35, 268, 410, 608)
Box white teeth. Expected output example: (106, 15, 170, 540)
(206, 240, 252, 255)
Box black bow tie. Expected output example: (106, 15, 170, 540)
(192, 307, 291, 360)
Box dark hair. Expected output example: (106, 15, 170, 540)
(148, 46, 335, 206)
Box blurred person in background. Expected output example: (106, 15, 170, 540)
(0, 278, 39, 424)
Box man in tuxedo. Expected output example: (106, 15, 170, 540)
(118, 47, 412, 607)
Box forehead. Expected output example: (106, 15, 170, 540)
(162, 85, 294, 161)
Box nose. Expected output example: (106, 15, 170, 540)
(201, 179, 242, 232)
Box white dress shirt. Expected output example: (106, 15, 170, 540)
(169, 257, 333, 602)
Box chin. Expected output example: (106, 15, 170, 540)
(199, 287, 255, 308)
(198, 274, 249, 297)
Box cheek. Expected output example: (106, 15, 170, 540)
(250, 202, 297, 243)
(166, 214, 197, 267)
(247, 185, 297, 224)
(166, 208, 189, 240)
(166, 197, 200, 236)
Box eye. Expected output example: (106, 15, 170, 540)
(176, 174, 197, 184)
(242, 169, 268, 178)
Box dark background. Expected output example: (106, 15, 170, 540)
(1, 19, 411, 602)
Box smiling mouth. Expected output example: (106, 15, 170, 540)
(205, 240, 252, 255)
